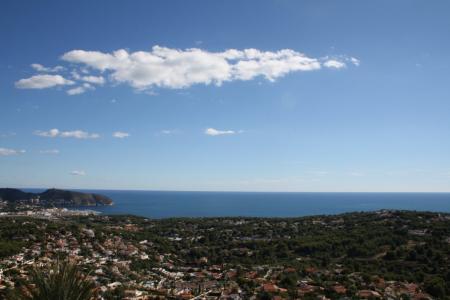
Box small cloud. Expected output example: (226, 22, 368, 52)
(0, 147, 25, 156)
(40, 149, 60, 155)
(70, 170, 86, 176)
(205, 128, 236, 136)
(34, 129, 100, 139)
(350, 57, 360, 66)
(323, 59, 346, 69)
(67, 83, 94, 95)
(31, 63, 64, 73)
(158, 129, 181, 136)
(111, 98, 117, 103)
(15, 74, 74, 89)
(71, 70, 81, 80)
(112, 131, 130, 138)
(34, 128, 60, 138)
(59, 130, 99, 139)
(81, 75, 105, 85)
(67, 86, 86, 95)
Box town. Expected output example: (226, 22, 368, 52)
(0, 209, 449, 299)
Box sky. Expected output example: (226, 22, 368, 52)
(1, 0, 450, 192)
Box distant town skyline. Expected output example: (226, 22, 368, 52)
(1, 1, 450, 192)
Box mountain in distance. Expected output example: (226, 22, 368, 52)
(0, 188, 113, 206)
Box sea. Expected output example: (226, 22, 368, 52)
(26, 190, 450, 219)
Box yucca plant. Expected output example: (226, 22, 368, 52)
(11, 260, 97, 300)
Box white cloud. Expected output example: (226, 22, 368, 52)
(17, 47, 357, 95)
(34, 128, 60, 137)
(15, 74, 74, 89)
(71, 70, 81, 80)
(66, 86, 85, 95)
(81, 75, 105, 85)
(205, 128, 236, 136)
(0, 147, 25, 156)
(60, 46, 354, 90)
(31, 63, 64, 73)
(350, 57, 360, 66)
(40, 149, 60, 154)
(158, 129, 181, 135)
(59, 130, 99, 139)
(67, 83, 94, 95)
(112, 131, 130, 138)
(323, 59, 346, 69)
(34, 128, 100, 139)
(70, 170, 86, 176)
(163, 130, 174, 134)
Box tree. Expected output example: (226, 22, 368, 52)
(424, 276, 446, 298)
(11, 260, 96, 300)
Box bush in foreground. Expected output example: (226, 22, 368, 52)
(11, 260, 96, 300)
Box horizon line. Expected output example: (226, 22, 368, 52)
(4, 186, 450, 194)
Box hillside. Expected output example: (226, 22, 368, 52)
(0, 210, 449, 299)
(0, 188, 113, 206)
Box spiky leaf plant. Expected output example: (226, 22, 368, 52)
(11, 260, 96, 300)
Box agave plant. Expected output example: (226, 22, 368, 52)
(12, 260, 97, 300)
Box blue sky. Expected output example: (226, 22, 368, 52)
(1, 0, 450, 191)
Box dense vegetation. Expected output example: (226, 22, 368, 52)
(9, 260, 96, 300)
(0, 210, 449, 299)
(0, 188, 113, 206)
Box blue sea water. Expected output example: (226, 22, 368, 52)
(27, 190, 450, 219)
